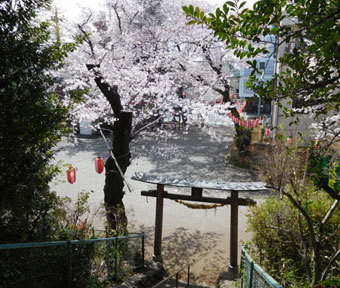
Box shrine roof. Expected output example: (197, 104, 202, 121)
(132, 172, 268, 192)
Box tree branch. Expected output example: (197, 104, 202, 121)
(130, 115, 162, 140)
(320, 200, 339, 235)
(86, 64, 122, 117)
(112, 4, 122, 35)
(298, 214, 312, 281)
(321, 249, 340, 281)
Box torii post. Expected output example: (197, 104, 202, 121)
(132, 173, 267, 276)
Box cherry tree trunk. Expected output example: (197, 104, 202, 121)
(86, 64, 132, 234)
(104, 111, 132, 234)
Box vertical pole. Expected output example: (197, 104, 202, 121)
(114, 236, 118, 281)
(153, 184, 164, 262)
(187, 264, 190, 287)
(66, 241, 72, 288)
(176, 272, 179, 288)
(248, 261, 254, 288)
(229, 190, 239, 274)
(240, 249, 244, 288)
(141, 232, 145, 267)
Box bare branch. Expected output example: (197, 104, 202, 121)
(281, 188, 318, 250)
(321, 249, 340, 281)
(129, 11, 139, 25)
(298, 214, 312, 281)
(112, 4, 122, 35)
(78, 24, 95, 57)
(130, 115, 162, 140)
(320, 200, 339, 234)
(127, 79, 150, 106)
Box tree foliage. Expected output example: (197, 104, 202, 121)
(183, 2, 340, 285)
(0, 0, 77, 243)
(248, 191, 340, 287)
(57, 0, 237, 126)
(183, 0, 340, 140)
(53, 0, 238, 232)
(250, 136, 340, 286)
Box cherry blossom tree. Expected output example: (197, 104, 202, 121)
(55, 0, 238, 232)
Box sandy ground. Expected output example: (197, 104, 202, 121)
(51, 125, 270, 287)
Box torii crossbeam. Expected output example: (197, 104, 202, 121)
(132, 173, 267, 275)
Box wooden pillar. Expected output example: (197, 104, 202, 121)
(153, 184, 164, 262)
(229, 190, 239, 273)
(191, 187, 202, 198)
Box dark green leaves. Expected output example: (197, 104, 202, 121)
(183, 0, 340, 124)
(0, 0, 77, 243)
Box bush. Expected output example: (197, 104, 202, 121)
(235, 127, 251, 156)
(0, 0, 77, 243)
(247, 190, 340, 287)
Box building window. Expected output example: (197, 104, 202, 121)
(259, 61, 265, 70)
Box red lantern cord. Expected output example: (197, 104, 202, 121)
(95, 156, 104, 174)
(67, 166, 76, 184)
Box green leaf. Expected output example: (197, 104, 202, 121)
(216, 7, 221, 18)
(226, 1, 235, 8)
(239, 1, 247, 9)
(271, 26, 279, 34)
(223, 4, 229, 14)
(195, 7, 200, 17)
(186, 20, 197, 25)
(188, 5, 194, 15)
(182, 6, 189, 14)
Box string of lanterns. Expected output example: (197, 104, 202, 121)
(227, 113, 271, 137)
(65, 98, 271, 184)
(66, 156, 104, 184)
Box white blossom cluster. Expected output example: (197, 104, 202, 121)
(54, 0, 241, 130)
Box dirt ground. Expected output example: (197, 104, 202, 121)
(51, 125, 270, 286)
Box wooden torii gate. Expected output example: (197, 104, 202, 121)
(132, 173, 267, 275)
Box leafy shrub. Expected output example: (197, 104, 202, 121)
(247, 190, 340, 287)
(235, 127, 251, 156)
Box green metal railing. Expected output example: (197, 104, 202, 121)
(0, 233, 144, 288)
(240, 247, 283, 288)
(151, 264, 190, 288)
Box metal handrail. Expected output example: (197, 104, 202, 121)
(0, 233, 144, 250)
(240, 247, 283, 288)
(152, 264, 190, 288)
(0, 233, 145, 288)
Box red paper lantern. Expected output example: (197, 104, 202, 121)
(247, 120, 251, 128)
(264, 128, 270, 137)
(243, 120, 247, 128)
(95, 156, 104, 174)
(67, 166, 76, 184)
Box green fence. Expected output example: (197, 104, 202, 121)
(240, 246, 283, 288)
(0, 233, 144, 288)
